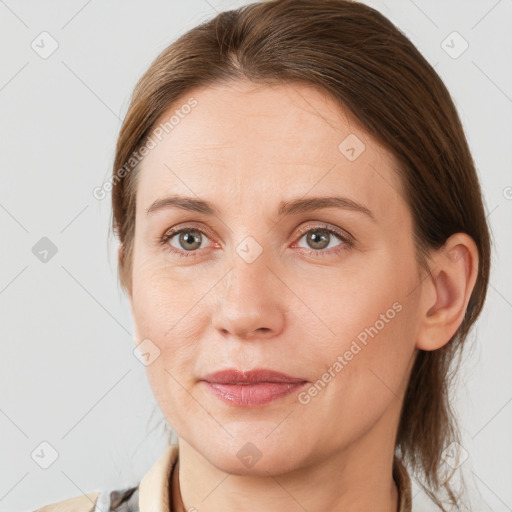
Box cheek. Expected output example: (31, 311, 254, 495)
(131, 263, 181, 362)
(131, 253, 198, 336)
(131, 263, 205, 424)
(130, 256, 216, 390)
(305, 259, 417, 407)
(301, 302, 415, 449)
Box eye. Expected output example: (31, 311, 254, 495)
(293, 225, 353, 256)
(160, 227, 212, 257)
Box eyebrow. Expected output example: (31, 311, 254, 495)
(146, 194, 375, 221)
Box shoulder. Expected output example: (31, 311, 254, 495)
(34, 491, 100, 512)
(34, 486, 139, 512)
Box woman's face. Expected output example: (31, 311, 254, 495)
(127, 79, 421, 474)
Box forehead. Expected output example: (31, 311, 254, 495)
(135, 80, 405, 218)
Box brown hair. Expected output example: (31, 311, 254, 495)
(110, 0, 491, 509)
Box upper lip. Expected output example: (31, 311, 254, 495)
(201, 369, 307, 384)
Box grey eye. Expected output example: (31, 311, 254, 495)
(170, 229, 208, 251)
(297, 229, 342, 250)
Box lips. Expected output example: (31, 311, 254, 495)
(202, 368, 306, 384)
(201, 369, 308, 407)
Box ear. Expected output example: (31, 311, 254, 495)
(118, 244, 140, 343)
(416, 233, 479, 351)
(117, 243, 133, 300)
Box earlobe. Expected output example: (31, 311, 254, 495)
(416, 233, 479, 351)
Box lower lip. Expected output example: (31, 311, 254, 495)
(203, 381, 308, 407)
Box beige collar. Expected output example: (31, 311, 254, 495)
(138, 444, 412, 512)
(138, 444, 179, 512)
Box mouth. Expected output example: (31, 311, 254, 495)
(200, 368, 308, 407)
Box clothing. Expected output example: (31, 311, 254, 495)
(34, 444, 413, 512)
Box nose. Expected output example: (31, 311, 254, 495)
(211, 254, 285, 341)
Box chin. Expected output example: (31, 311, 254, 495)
(194, 429, 310, 477)
(210, 448, 302, 477)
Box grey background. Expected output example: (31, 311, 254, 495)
(0, 1, 511, 510)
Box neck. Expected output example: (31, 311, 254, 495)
(171, 416, 400, 512)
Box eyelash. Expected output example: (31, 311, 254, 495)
(158, 223, 354, 259)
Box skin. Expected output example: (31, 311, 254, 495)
(120, 79, 479, 512)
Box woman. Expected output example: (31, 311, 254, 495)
(36, 0, 491, 510)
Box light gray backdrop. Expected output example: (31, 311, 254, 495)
(1, 1, 511, 511)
